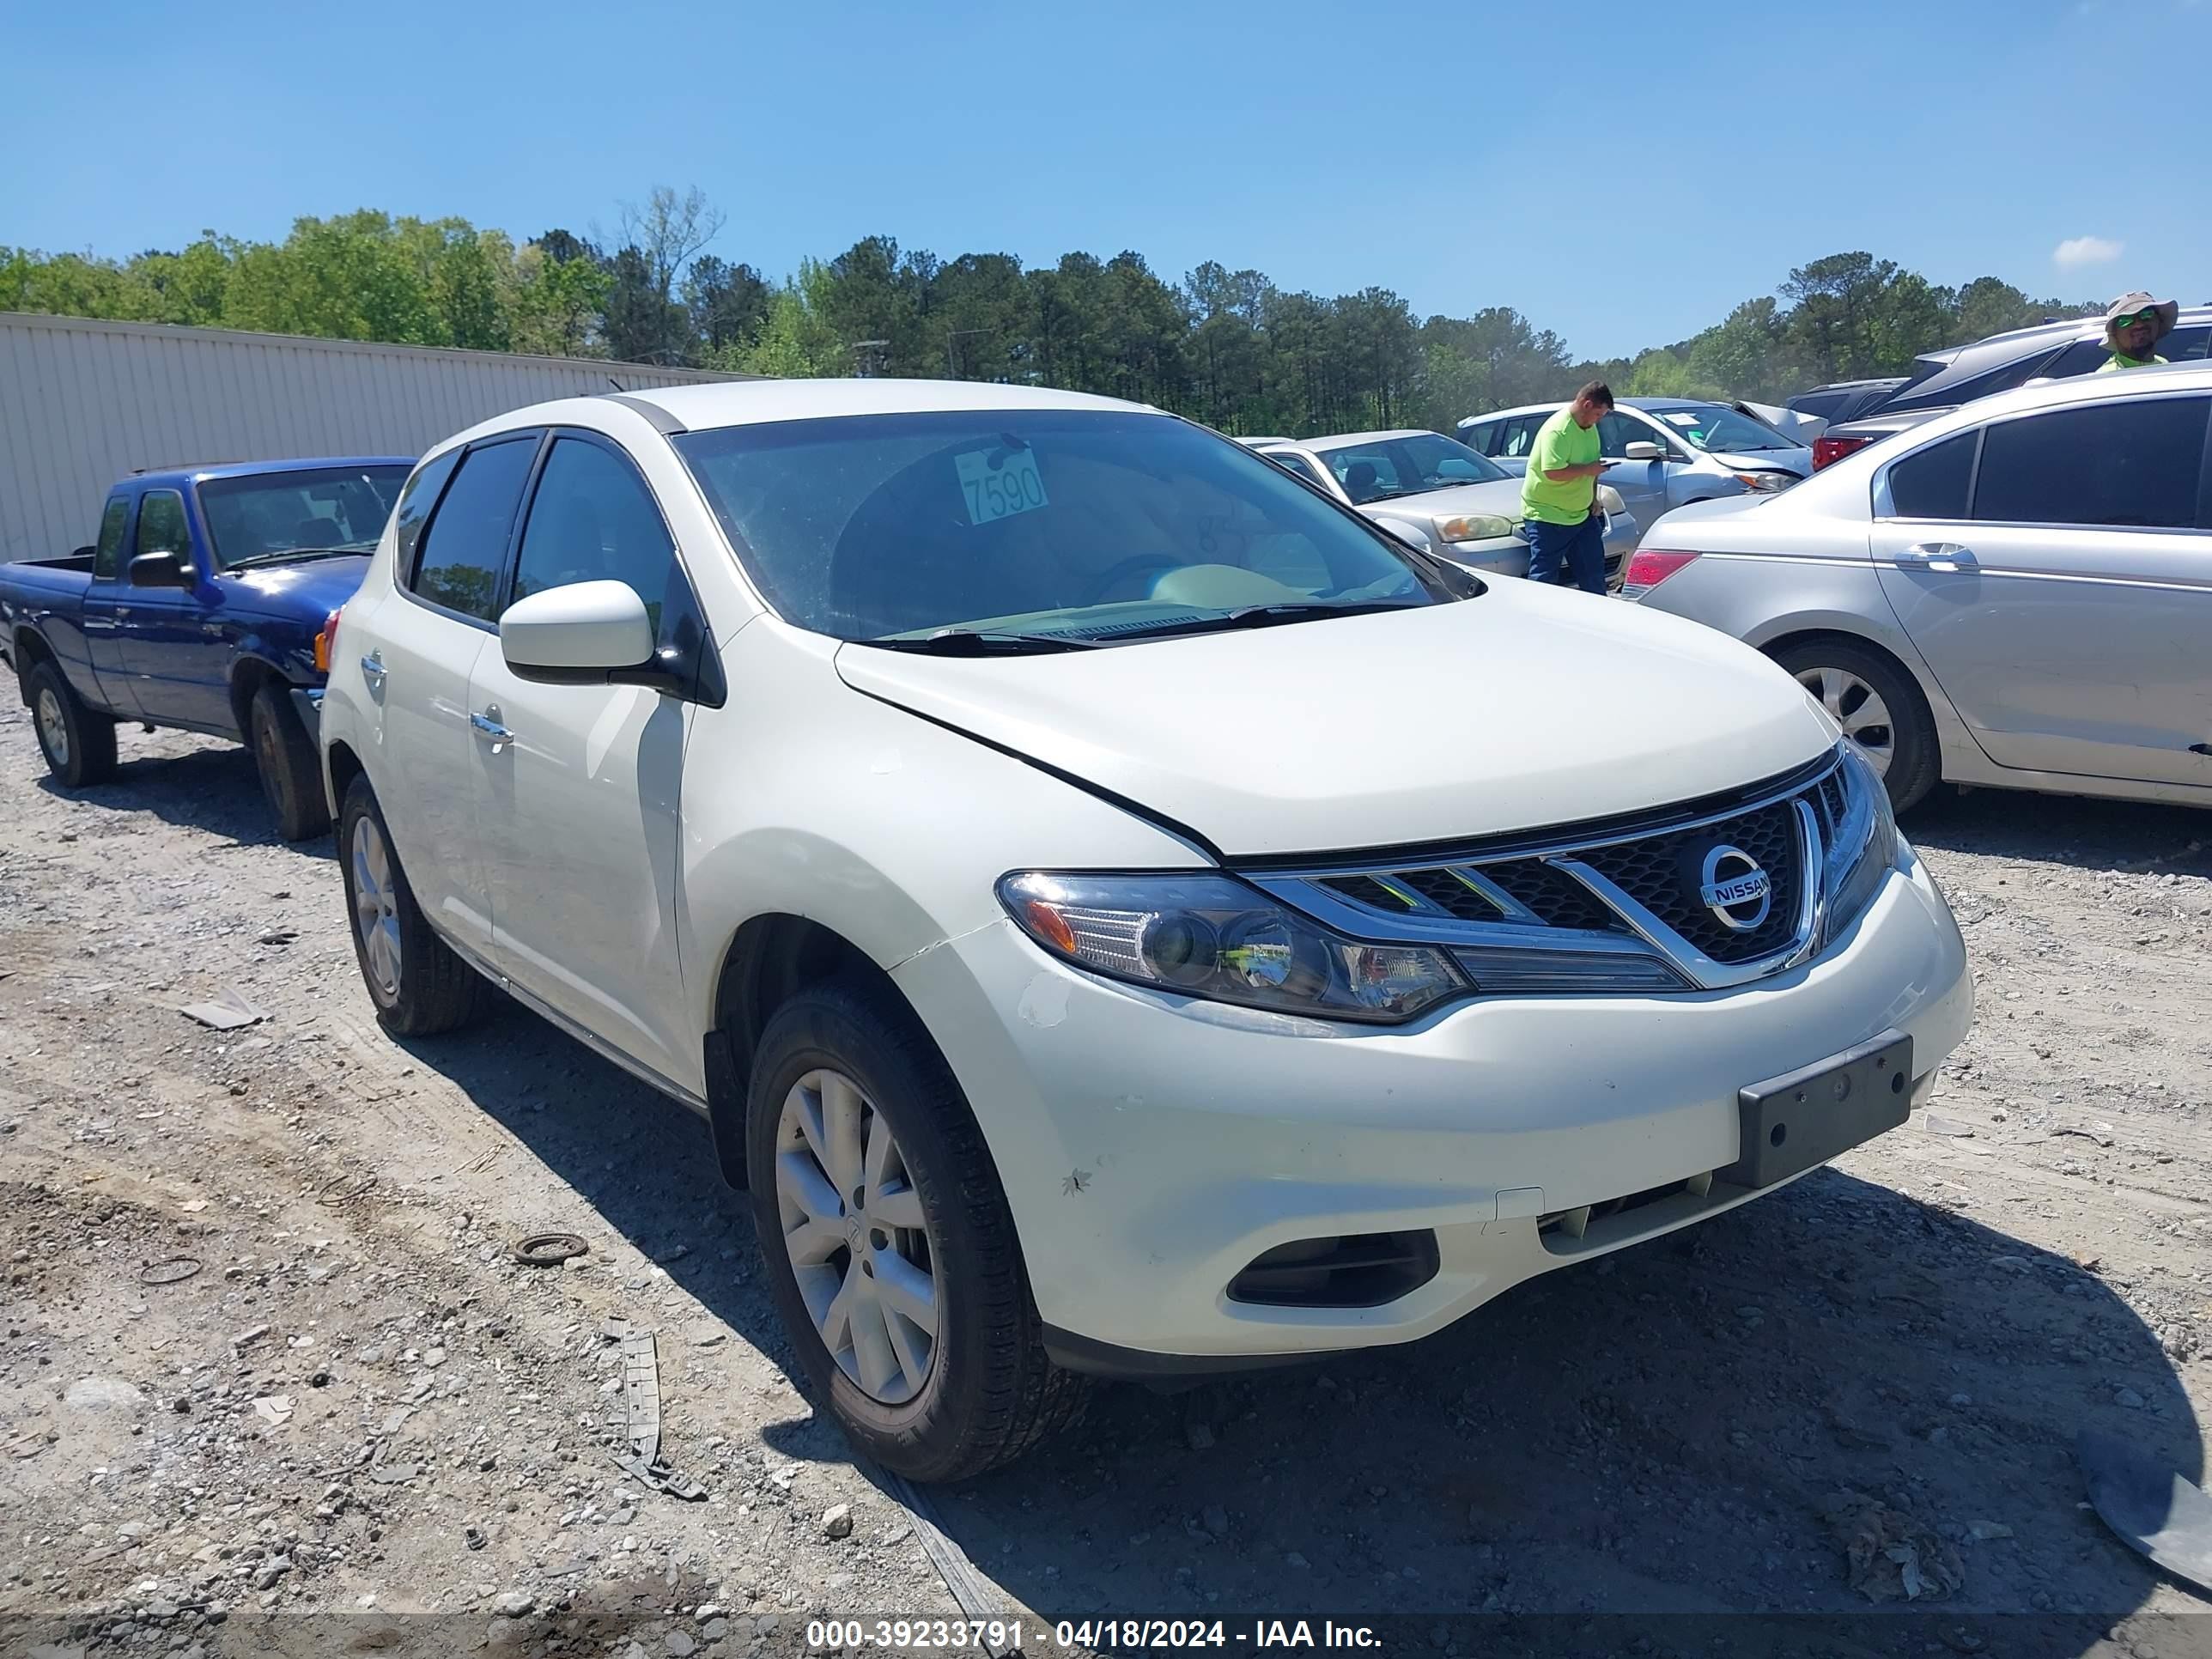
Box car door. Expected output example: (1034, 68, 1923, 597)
(375, 434, 541, 957)
(1595, 411, 1674, 526)
(1872, 392, 2212, 785)
(77, 495, 142, 716)
(115, 486, 234, 732)
(469, 430, 701, 1091)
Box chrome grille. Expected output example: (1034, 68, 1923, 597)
(1247, 752, 1853, 994)
(1575, 797, 1802, 964)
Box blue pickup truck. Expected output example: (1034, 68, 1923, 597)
(1, 458, 411, 838)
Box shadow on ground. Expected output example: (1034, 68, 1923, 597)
(35, 742, 327, 854)
(313, 777, 2204, 1626)
(1908, 782, 2210, 877)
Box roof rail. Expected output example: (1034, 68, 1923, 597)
(599, 392, 688, 435)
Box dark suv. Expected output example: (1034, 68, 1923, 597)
(1875, 307, 2212, 417)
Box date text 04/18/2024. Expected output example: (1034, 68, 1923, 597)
(1060, 1623, 1380, 1651)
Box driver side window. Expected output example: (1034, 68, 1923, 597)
(509, 436, 678, 634)
(1595, 413, 1644, 459)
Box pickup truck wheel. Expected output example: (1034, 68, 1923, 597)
(339, 777, 484, 1036)
(249, 684, 331, 841)
(748, 978, 1088, 1481)
(27, 660, 117, 788)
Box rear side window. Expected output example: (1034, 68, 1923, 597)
(1885, 432, 1976, 520)
(92, 496, 130, 580)
(392, 448, 461, 583)
(1971, 397, 2209, 530)
(1500, 416, 1545, 458)
(1461, 422, 1499, 456)
(510, 437, 678, 633)
(410, 437, 538, 622)
(133, 490, 191, 578)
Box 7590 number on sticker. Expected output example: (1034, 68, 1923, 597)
(955, 446, 1048, 526)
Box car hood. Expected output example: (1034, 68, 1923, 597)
(1707, 448, 1814, 478)
(223, 553, 373, 615)
(834, 580, 1835, 859)
(1358, 479, 1528, 523)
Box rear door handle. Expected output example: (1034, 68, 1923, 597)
(359, 653, 387, 685)
(1893, 542, 1978, 573)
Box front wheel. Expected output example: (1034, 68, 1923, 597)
(747, 978, 1087, 1481)
(26, 660, 117, 788)
(250, 684, 331, 841)
(338, 777, 485, 1036)
(1771, 638, 1939, 812)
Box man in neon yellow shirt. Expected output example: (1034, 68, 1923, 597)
(1519, 381, 1613, 593)
(2096, 291, 2178, 372)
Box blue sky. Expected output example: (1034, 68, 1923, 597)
(3, 0, 2206, 359)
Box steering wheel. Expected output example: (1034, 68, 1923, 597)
(1081, 556, 1184, 606)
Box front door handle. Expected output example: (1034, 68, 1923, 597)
(359, 653, 386, 684)
(470, 710, 514, 753)
(1893, 542, 1978, 573)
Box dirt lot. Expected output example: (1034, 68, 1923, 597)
(5, 707, 2212, 1658)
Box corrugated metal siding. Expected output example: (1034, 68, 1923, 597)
(0, 313, 750, 562)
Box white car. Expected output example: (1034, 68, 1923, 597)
(1243, 429, 1638, 586)
(319, 380, 1972, 1480)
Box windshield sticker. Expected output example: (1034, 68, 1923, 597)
(955, 446, 1048, 526)
(1659, 411, 1704, 428)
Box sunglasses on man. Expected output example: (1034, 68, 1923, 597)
(2111, 312, 2162, 330)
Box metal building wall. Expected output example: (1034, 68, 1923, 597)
(0, 313, 749, 562)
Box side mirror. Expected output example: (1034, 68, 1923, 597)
(500, 580, 656, 684)
(1622, 441, 1665, 462)
(127, 550, 191, 588)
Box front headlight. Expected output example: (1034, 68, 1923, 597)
(999, 872, 1467, 1023)
(1733, 471, 1795, 494)
(1821, 743, 1899, 940)
(1436, 513, 1516, 544)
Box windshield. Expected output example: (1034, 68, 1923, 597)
(196, 465, 408, 567)
(1311, 433, 1509, 503)
(672, 410, 1446, 644)
(1640, 404, 1801, 454)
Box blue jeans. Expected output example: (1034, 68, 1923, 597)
(1523, 512, 1606, 594)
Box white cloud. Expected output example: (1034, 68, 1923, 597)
(2054, 235, 2124, 270)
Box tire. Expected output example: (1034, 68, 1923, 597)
(337, 775, 485, 1036)
(747, 976, 1088, 1482)
(250, 683, 331, 842)
(26, 659, 118, 788)
(1771, 638, 1939, 813)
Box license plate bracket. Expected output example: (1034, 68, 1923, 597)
(1722, 1030, 1914, 1188)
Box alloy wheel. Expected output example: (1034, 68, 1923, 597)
(776, 1068, 939, 1405)
(350, 815, 404, 1000)
(1796, 665, 1894, 775)
(36, 687, 69, 768)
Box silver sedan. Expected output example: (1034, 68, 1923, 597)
(1624, 363, 2212, 812)
(1248, 430, 1637, 589)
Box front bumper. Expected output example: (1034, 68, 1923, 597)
(892, 843, 1970, 1369)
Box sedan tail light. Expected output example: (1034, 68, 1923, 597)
(1812, 434, 1875, 471)
(1620, 549, 1698, 599)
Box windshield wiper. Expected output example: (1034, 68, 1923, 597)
(224, 543, 374, 569)
(1113, 599, 1423, 641)
(857, 629, 1104, 657)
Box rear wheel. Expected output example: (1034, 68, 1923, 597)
(747, 977, 1087, 1481)
(26, 660, 117, 788)
(1771, 638, 1938, 812)
(249, 683, 331, 842)
(338, 776, 484, 1036)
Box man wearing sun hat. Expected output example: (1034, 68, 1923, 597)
(2097, 292, 2179, 372)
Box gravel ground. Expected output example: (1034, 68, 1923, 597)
(4, 708, 2212, 1657)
